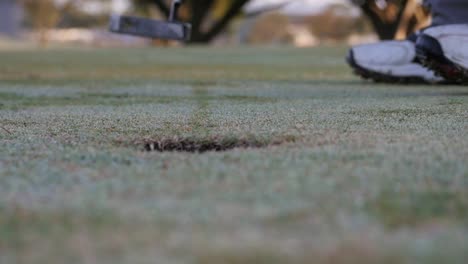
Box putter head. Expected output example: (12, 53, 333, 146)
(110, 14, 191, 42)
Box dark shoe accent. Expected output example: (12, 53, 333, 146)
(416, 34, 468, 84)
(346, 49, 431, 84)
(407, 32, 420, 43)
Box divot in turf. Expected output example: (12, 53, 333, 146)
(142, 136, 273, 153)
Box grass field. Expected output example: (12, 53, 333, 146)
(0, 46, 467, 263)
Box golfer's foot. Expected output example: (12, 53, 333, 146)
(347, 37, 444, 84)
(416, 24, 468, 84)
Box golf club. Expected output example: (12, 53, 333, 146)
(109, 0, 191, 41)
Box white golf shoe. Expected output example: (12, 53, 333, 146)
(416, 24, 468, 84)
(347, 37, 444, 84)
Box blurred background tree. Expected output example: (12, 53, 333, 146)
(58, 4, 110, 28)
(307, 3, 371, 42)
(21, 0, 114, 45)
(247, 12, 292, 44)
(22, 0, 63, 45)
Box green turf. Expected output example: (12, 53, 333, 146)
(0, 46, 467, 264)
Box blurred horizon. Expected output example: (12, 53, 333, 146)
(56, 0, 356, 17)
(0, 0, 428, 49)
(0, 0, 371, 48)
(61, 0, 353, 15)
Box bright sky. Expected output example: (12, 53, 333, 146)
(247, 0, 352, 15)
